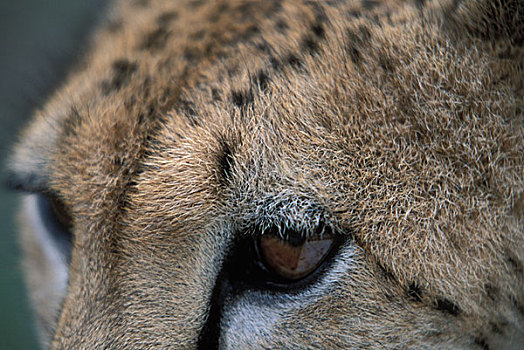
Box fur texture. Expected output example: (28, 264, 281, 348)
(9, 0, 524, 348)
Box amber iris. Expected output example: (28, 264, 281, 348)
(258, 232, 335, 281)
(48, 195, 74, 230)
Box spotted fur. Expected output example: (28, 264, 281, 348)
(9, 0, 524, 348)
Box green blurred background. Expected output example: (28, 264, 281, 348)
(0, 1, 104, 348)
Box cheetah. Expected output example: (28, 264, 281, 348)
(7, 0, 524, 348)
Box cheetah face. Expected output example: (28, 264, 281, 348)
(8, 0, 524, 348)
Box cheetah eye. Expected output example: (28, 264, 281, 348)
(36, 193, 74, 255)
(43, 194, 74, 231)
(255, 227, 336, 281)
(219, 222, 341, 291)
(5, 172, 74, 260)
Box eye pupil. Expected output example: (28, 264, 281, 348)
(260, 235, 303, 273)
(258, 228, 335, 281)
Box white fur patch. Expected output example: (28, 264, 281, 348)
(24, 194, 69, 297)
(220, 241, 357, 347)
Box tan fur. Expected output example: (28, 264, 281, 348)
(9, 0, 524, 348)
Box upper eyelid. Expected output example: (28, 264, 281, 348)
(244, 220, 338, 242)
(3, 171, 50, 194)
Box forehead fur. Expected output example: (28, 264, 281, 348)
(10, 0, 523, 347)
(15, 0, 524, 294)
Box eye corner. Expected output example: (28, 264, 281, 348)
(2, 170, 49, 193)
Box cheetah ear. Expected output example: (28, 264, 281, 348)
(447, 0, 523, 47)
(6, 110, 60, 192)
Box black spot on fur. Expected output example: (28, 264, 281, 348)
(183, 47, 201, 61)
(489, 320, 507, 335)
(325, 0, 343, 6)
(208, 13, 220, 23)
(379, 55, 394, 72)
(211, 88, 221, 101)
(113, 59, 138, 76)
(270, 0, 283, 13)
(255, 42, 271, 54)
(348, 46, 362, 64)
(407, 282, 423, 302)
(308, 0, 328, 22)
(190, 30, 206, 40)
(256, 70, 270, 92)
(235, 24, 260, 43)
(231, 89, 254, 107)
(362, 0, 380, 10)
(217, 138, 235, 185)
(301, 23, 324, 54)
(358, 24, 372, 40)
(285, 53, 302, 67)
(346, 30, 363, 64)
(208, 3, 228, 22)
(188, 0, 205, 9)
(347, 10, 362, 18)
(268, 50, 304, 72)
(506, 252, 523, 275)
(275, 19, 289, 32)
(216, 3, 228, 13)
(311, 21, 325, 38)
(435, 297, 460, 316)
(415, 0, 426, 8)
(269, 56, 281, 70)
(60, 106, 84, 138)
(484, 283, 499, 302)
(157, 11, 178, 26)
(474, 336, 490, 350)
(101, 59, 138, 94)
(140, 27, 170, 50)
(302, 35, 320, 53)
